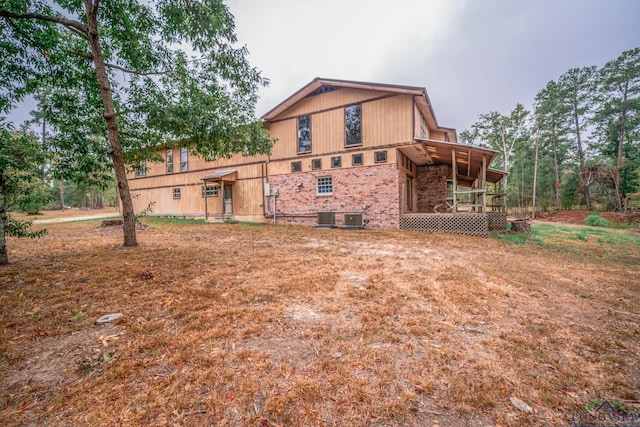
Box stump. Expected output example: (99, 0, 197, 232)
(511, 219, 531, 234)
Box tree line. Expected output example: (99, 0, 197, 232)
(461, 48, 639, 215)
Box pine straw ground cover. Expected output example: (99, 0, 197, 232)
(0, 217, 638, 426)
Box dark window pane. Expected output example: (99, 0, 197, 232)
(297, 115, 311, 153)
(375, 151, 387, 163)
(352, 153, 363, 166)
(331, 156, 341, 168)
(312, 159, 322, 170)
(291, 161, 302, 172)
(345, 104, 362, 147)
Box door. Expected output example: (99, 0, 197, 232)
(224, 185, 233, 214)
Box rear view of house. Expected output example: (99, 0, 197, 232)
(128, 78, 507, 236)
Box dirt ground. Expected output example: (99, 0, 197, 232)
(0, 212, 638, 426)
(543, 209, 640, 226)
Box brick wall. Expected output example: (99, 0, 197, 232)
(416, 164, 448, 213)
(268, 164, 402, 228)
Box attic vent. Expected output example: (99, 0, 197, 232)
(343, 213, 364, 229)
(308, 86, 338, 97)
(316, 212, 336, 228)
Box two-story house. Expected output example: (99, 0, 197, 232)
(127, 78, 507, 236)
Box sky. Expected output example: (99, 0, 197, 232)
(6, 0, 640, 135)
(225, 0, 640, 133)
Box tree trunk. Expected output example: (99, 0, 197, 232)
(58, 180, 65, 210)
(0, 208, 8, 265)
(573, 102, 591, 209)
(551, 124, 561, 210)
(614, 121, 625, 212)
(84, 1, 137, 246)
(532, 126, 539, 218)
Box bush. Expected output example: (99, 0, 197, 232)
(585, 213, 609, 227)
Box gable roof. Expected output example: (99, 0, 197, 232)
(261, 78, 442, 130)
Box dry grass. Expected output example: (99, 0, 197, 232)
(0, 214, 639, 426)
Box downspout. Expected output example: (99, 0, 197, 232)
(264, 158, 273, 218)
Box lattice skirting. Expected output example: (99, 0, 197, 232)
(400, 213, 489, 237)
(487, 212, 508, 231)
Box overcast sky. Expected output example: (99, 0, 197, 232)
(227, 0, 639, 133)
(6, 0, 639, 135)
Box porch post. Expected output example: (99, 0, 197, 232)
(481, 154, 487, 212)
(451, 148, 457, 213)
(204, 180, 208, 221)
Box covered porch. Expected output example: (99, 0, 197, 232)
(399, 139, 508, 237)
(201, 169, 237, 221)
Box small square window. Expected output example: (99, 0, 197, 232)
(375, 150, 387, 163)
(352, 153, 363, 166)
(331, 156, 342, 168)
(316, 176, 333, 195)
(312, 159, 322, 170)
(173, 188, 181, 199)
(291, 161, 302, 172)
(202, 185, 218, 197)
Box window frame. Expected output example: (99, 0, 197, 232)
(202, 185, 219, 197)
(374, 150, 388, 163)
(180, 147, 188, 172)
(134, 160, 146, 178)
(311, 158, 322, 170)
(316, 176, 333, 195)
(166, 148, 173, 174)
(173, 188, 181, 199)
(331, 156, 342, 168)
(345, 104, 362, 147)
(352, 153, 364, 166)
(297, 115, 312, 154)
(291, 161, 302, 172)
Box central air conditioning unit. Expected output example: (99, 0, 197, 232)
(316, 211, 336, 228)
(343, 213, 364, 230)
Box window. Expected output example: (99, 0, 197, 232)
(297, 115, 311, 153)
(135, 160, 146, 177)
(173, 188, 181, 199)
(420, 114, 427, 139)
(331, 156, 342, 168)
(375, 150, 387, 163)
(345, 104, 362, 147)
(312, 158, 322, 170)
(180, 147, 188, 172)
(316, 176, 333, 195)
(291, 161, 302, 172)
(202, 185, 219, 197)
(352, 153, 363, 166)
(166, 149, 173, 173)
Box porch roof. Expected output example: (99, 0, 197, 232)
(401, 139, 507, 184)
(201, 170, 237, 182)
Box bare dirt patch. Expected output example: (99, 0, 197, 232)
(0, 219, 638, 426)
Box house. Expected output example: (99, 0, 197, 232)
(127, 78, 507, 236)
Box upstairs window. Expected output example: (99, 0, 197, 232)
(166, 148, 173, 173)
(352, 153, 363, 166)
(173, 188, 181, 199)
(291, 161, 302, 172)
(297, 115, 311, 153)
(345, 104, 362, 147)
(331, 156, 342, 168)
(312, 159, 322, 170)
(135, 160, 146, 178)
(420, 115, 427, 139)
(180, 147, 188, 172)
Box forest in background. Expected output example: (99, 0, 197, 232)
(461, 48, 639, 216)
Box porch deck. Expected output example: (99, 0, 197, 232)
(400, 212, 507, 238)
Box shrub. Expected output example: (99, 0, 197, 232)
(585, 213, 609, 227)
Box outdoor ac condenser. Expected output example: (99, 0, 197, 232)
(343, 213, 364, 229)
(316, 212, 336, 228)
